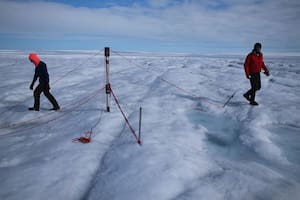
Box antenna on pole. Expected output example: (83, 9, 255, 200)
(105, 47, 111, 112)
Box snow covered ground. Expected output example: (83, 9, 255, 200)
(0, 50, 299, 200)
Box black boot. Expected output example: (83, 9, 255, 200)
(250, 101, 259, 106)
(28, 107, 39, 111)
(50, 106, 60, 111)
(248, 88, 259, 106)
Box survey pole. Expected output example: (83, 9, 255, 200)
(138, 107, 142, 144)
(105, 47, 111, 112)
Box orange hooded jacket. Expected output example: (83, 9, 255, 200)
(29, 53, 49, 84)
(29, 53, 40, 67)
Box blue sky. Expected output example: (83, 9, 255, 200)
(0, 0, 299, 53)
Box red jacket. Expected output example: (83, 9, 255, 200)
(244, 52, 268, 78)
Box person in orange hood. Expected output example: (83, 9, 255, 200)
(243, 43, 270, 106)
(28, 53, 60, 111)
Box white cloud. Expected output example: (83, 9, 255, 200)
(0, 0, 299, 51)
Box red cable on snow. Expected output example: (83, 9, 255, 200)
(0, 86, 105, 130)
(110, 87, 141, 145)
(72, 129, 92, 143)
(111, 50, 222, 107)
(72, 101, 105, 144)
(52, 50, 103, 86)
(0, 87, 105, 137)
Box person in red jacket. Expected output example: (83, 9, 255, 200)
(28, 53, 60, 111)
(243, 43, 270, 106)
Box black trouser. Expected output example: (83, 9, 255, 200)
(245, 73, 261, 102)
(33, 83, 59, 110)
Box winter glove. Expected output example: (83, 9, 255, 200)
(30, 84, 34, 90)
(264, 70, 270, 76)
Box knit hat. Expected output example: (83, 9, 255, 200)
(254, 43, 262, 49)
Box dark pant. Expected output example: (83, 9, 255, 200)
(33, 83, 59, 110)
(245, 73, 261, 102)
